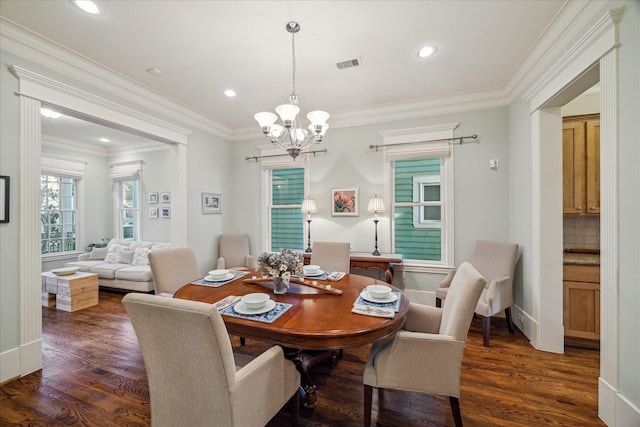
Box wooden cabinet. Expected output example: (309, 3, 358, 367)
(563, 116, 600, 214)
(563, 264, 600, 346)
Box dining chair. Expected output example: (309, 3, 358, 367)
(148, 247, 201, 297)
(216, 233, 258, 270)
(363, 262, 486, 427)
(310, 241, 350, 273)
(123, 293, 300, 427)
(435, 240, 519, 346)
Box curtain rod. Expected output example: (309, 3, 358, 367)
(245, 149, 328, 162)
(369, 134, 478, 151)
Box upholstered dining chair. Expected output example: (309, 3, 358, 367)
(310, 241, 351, 273)
(435, 240, 519, 346)
(216, 234, 258, 270)
(363, 262, 486, 427)
(149, 247, 201, 297)
(123, 293, 300, 427)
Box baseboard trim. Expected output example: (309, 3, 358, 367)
(512, 304, 539, 349)
(0, 347, 21, 384)
(20, 339, 43, 378)
(599, 377, 640, 426)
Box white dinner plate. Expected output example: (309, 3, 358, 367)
(51, 267, 79, 276)
(304, 269, 325, 277)
(204, 272, 235, 282)
(233, 299, 276, 315)
(361, 291, 398, 304)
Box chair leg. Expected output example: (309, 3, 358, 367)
(505, 307, 515, 334)
(364, 385, 373, 427)
(482, 316, 490, 347)
(288, 390, 299, 427)
(449, 396, 463, 427)
(435, 297, 442, 308)
(240, 337, 245, 346)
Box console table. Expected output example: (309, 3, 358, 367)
(303, 252, 403, 284)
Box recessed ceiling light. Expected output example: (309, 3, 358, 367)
(99, 137, 110, 143)
(418, 45, 437, 58)
(70, 0, 103, 16)
(40, 108, 62, 119)
(224, 89, 237, 98)
(146, 68, 163, 75)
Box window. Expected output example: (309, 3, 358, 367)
(118, 179, 140, 241)
(382, 124, 456, 268)
(268, 168, 304, 251)
(40, 174, 77, 254)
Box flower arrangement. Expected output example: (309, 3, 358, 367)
(333, 191, 355, 213)
(257, 249, 304, 292)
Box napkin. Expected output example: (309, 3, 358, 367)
(351, 303, 395, 318)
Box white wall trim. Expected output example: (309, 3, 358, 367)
(0, 347, 20, 384)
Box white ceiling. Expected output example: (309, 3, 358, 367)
(1, 0, 570, 147)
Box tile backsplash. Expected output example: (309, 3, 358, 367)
(563, 215, 600, 250)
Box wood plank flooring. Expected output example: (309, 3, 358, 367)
(0, 290, 604, 426)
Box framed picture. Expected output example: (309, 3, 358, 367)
(149, 207, 158, 219)
(161, 207, 171, 218)
(148, 192, 158, 204)
(202, 192, 221, 214)
(161, 192, 171, 203)
(331, 187, 359, 216)
(0, 175, 9, 223)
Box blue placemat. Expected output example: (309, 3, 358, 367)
(191, 271, 247, 287)
(354, 291, 402, 312)
(220, 301, 292, 324)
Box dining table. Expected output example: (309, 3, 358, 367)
(173, 270, 409, 409)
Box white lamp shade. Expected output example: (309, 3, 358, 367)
(275, 103, 300, 122)
(270, 124, 284, 137)
(301, 198, 317, 213)
(309, 123, 329, 136)
(367, 196, 385, 213)
(254, 111, 277, 127)
(307, 110, 330, 126)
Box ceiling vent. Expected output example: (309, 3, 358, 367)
(336, 57, 361, 70)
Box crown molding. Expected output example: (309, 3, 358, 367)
(0, 17, 230, 139)
(42, 134, 168, 158)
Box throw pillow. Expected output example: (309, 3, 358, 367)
(89, 247, 108, 260)
(119, 250, 135, 264)
(104, 245, 126, 263)
(132, 247, 152, 266)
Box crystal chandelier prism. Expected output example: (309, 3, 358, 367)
(254, 21, 329, 160)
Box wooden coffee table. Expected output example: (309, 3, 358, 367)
(174, 271, 409, 408)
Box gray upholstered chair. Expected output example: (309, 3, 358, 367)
(123, 293, 300, 427)
(149, 247, 201, 297)
(436, 240, 519, 346)
(216, 234, 258, 270)
(363, 262, 486, 427)
(310, 241, 350, 273)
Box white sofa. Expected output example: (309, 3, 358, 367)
(66, 239, 170, 292)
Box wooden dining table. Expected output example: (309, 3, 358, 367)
(174, 270, 409, 409)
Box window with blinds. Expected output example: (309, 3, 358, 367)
(270, 168, 304, 251)
(393, 158, 443, 261)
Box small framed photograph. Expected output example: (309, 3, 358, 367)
(202, 192, 221, 214)
(149, 207, 158, 219)
(332, 187, 359, 216)
(148, 192, 158, 204)
(161, 192, 171, 203)
(161, 207, 171, 218)
(0, 175, 9, 223)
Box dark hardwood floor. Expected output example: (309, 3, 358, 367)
(0, 290, 603, 426)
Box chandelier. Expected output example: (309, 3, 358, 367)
(254, 21, 330, 160)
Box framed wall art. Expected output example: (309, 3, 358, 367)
(161, 207, 171, 218)
(161, 192, 171, 203)
(202, 192, 221, 214)
(331, 187, 358, 216)
(149, 207, 158, 219)
(148, 192, 158, 204)
(0, 175, 9, 223)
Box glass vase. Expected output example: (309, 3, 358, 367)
(273, 276, 289, 295)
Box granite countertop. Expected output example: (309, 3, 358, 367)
(563, 250, 600, 266)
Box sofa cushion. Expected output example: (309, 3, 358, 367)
(132, 247, 151, 266)
(66, 260, 106, 272)
(115, 265, 153, 282)
(105, 245, 127, 263)
(128, 241, 154, 251)
(89, 247, 108, 260)
(119, 250, 135, 264)
(91, 263, 129, 279)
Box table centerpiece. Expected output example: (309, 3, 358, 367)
(257, 249, 304, 294)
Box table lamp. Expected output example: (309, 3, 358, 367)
(367, 195, 385, 256)
(301, 197, 318, 252)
